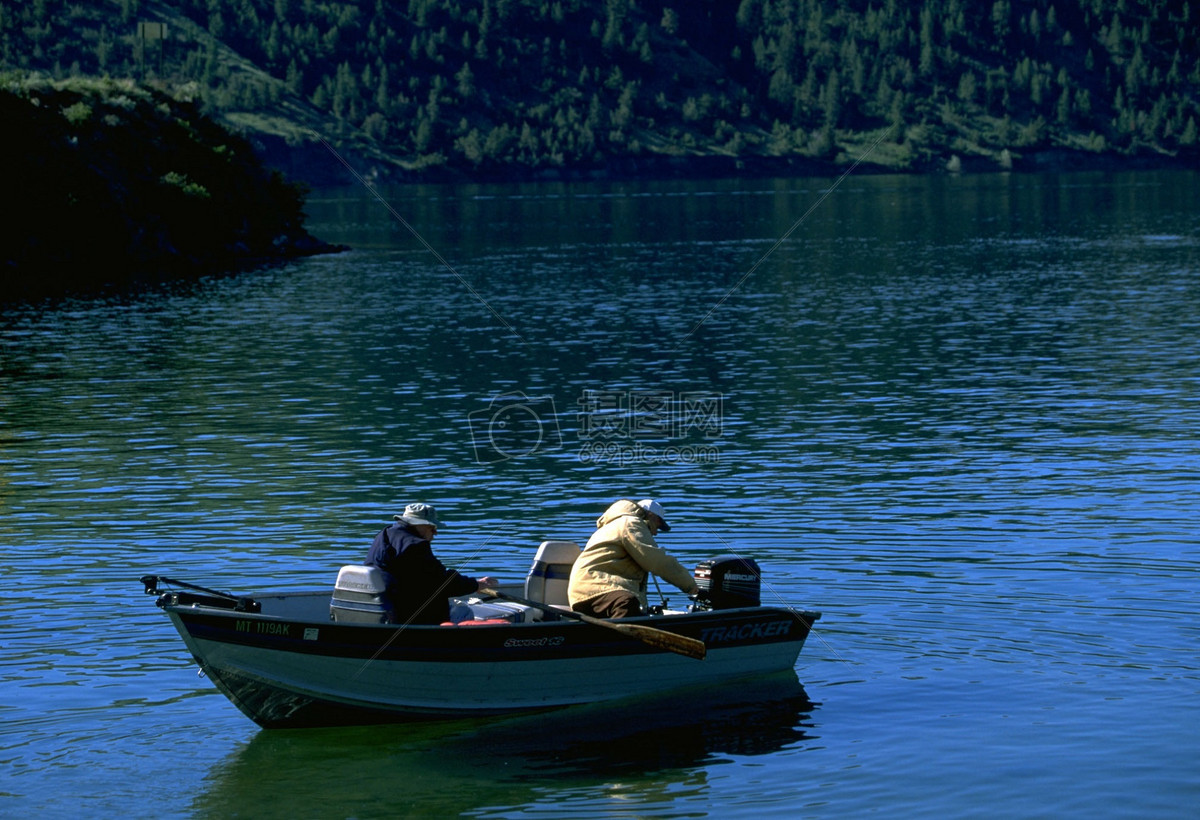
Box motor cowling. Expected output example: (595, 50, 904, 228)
(693, 554, 761, 609)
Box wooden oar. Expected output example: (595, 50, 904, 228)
(479, 588, 706, 660)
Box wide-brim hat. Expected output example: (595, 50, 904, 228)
(636, 498, 671, 531)
(395, 502, 440, 528)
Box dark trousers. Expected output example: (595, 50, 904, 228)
(572, 590, 642, 619)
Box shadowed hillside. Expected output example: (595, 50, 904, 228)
(1, 77, 343, 297)
(3, 0, 1196, 183)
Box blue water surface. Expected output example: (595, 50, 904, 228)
(2, 170, 1198, 818)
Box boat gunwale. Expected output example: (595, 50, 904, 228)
(156, 587, 819, 664)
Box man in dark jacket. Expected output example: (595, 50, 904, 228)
(365, 502, 498, 625)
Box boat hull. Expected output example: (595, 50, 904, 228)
(157, 590, 820, 728)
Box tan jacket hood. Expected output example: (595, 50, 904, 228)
(595, 498, 645, 529)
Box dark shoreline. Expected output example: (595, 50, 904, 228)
(3, 71, 1190, 305)
(254, 131, 1197, 189)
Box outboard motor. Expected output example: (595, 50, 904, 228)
(330, 565, 394, 623)
(692, 554, 761, 610)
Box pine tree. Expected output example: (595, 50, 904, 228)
(1056, 87, 1071, 124)
(1180, 116, 1198, 146)
(456, 62, 475, 99)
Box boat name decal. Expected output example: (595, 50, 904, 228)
(503, 636, 566, 648)
(235, 620, 292, 637)
(700, 620, 791, 643)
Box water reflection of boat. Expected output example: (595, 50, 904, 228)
(474, 670, 817, 772)
(141, 546, 821, 729)
(191, 673, 816, 818)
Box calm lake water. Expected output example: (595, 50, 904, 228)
(2, 170, 1198, 818)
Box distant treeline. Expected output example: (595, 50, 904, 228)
(3, 0, 1197, 176)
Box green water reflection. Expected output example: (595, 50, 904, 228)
(191, 674, 813, 818)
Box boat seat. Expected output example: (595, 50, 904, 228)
(524, 540, 581, 608)
(330, 565, 393, 623)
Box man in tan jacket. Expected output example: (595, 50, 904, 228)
(568, 498, 700, 618)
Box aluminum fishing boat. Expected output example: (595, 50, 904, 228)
(142, 542, 821, 728)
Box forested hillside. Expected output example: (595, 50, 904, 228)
(3, 0, 1197, 181)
